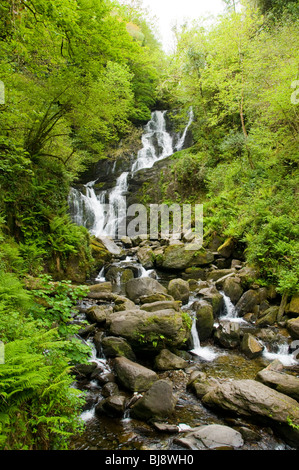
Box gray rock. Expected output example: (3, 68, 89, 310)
(222, 276, 244, 305)
(175, 424, 244, 450)
(154, 349, 188, 370)
(256, 306, 279, 327)
(106, 308, 191, 351)
(137, 246, 154, 269)
(168, 278, 190, 305)
(131, 379, 177, 420)
(101, 336, 136, 361)
(202, 379, 299, 428)
(287, 317, 299, 340)
(114, 357, 158, 392)
(241, 333, 264, 359)
(101, 382, 120, 397)
(86, 305, 113, 324)
(236, 290, 259, 316)
(141, 300, 181, 312)
(193, 300, 214, 341)
(256, 368, 299, 401)
(96, 394, 127, 417)
(196, 285, 224, 316)
(125, 277, 167, 303)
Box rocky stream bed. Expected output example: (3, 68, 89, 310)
(69, 235, 299, 451)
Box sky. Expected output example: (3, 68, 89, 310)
(140, 0, 226, 52)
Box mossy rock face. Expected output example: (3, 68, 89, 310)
(90, 237, 112, 269)
(287, 294, 299, 316)
(160, 244, 214, 270)
(106, 308, 191, 352)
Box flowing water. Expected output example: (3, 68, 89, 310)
(69, 109, 193, 238)
(69, 109, 298, 451)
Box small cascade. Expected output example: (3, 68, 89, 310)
(174, 107, 194, 152)
(190, 316, 220, 362)
(262, 341, 298, 367)
(219, 291, 246, 323)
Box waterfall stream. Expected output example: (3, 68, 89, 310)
(68, 109, 193, 239)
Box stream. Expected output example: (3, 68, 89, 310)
(69, 110, 298, 451)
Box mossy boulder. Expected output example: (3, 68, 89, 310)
(159, 244, 214, 270)
(168, 278, 190, 305)
(106, 308, 191, 352)
(193, 300, 215, 341)
(90, 237, 112, 269)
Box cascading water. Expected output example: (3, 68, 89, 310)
(69, 109, 193, 239)
(190, 317, 220, 361)
(219, 291, 246, 323)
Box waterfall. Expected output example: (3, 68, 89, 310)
(219, 291, 246, 323)
(190, 316, 220, 362)
(262, 341, 298, 366)
(69, 109, 193, 240)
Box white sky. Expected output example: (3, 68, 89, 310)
(141, 0, 226, 52)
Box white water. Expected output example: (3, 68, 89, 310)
(69, 109, 193, 240)
(190, 316, 220, 362)
(262, 342, 298, 366)
(219, 291, 246, 323)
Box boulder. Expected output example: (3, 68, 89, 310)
(287, 317, 299, 340)
(96, 395, 127, 417)
(196, 286, 224, 316)
(256, 306, 279, 327)
(113, 295, 138, 312)
(86, 282, 112, 298)
(114, 357, 158, 392)
(139, 293, 174, 304)
(175, 424, 244, 450)
(130, 379, 177, 420)
(214, 321, 241, 349)
(193, 300, 214, 341)
(202, 379, 299, 445)
(125, 277, 167, 303)
(86, 305, 113, 324)
(101, 336, 136, 361)
(236, 290, 259, 316)
(188, 372, 220, 399)
(256, 368, 299, 401)
(222, 277, 244, 305)
(217, 238, 235, 258)
(154, 349, 188, 371)
(160, 244, 214, 270)
(137, 246, 154, 269)
(241, 333, 264, 359)
(167, 278, 190, 305)
(90, 237, 112, 268)
(107, 308, 191, 351)
(101, 382, 120, 398)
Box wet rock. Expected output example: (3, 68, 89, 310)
(91, 370, 116, 385)
(73, 362, 98, 379)
(152, 422, 179, 433)
(86, 305, 113, 324)
(188, 373, 220, 399)
(96, 394, 127, 417)
(101, 382, 120, 398)
(196, 285, 224, 316)
(235, 290, 259, 316)
(193, 300, 214, 341)
(90, 237, 113, 268)
(241, 333, 264, 359)
(256, 367, 299, 401)
(175, 424, 244, 450)
(120, 236, 133, 247)
(201, 379, 299, 439)
(287, 317, 299, 340)
(125, 277, 167, 303)
(222, 276, 244, 305)
(182, 267, 206, 281)
(154, 349, 188, 371)
(114, 357, 158, 392)
(131, 379, 177, 420)
(107, 308, 191, 351)
(167, 278, 190, 305)
(101, 336, 136, 361)
(214, 321, 241, 349)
